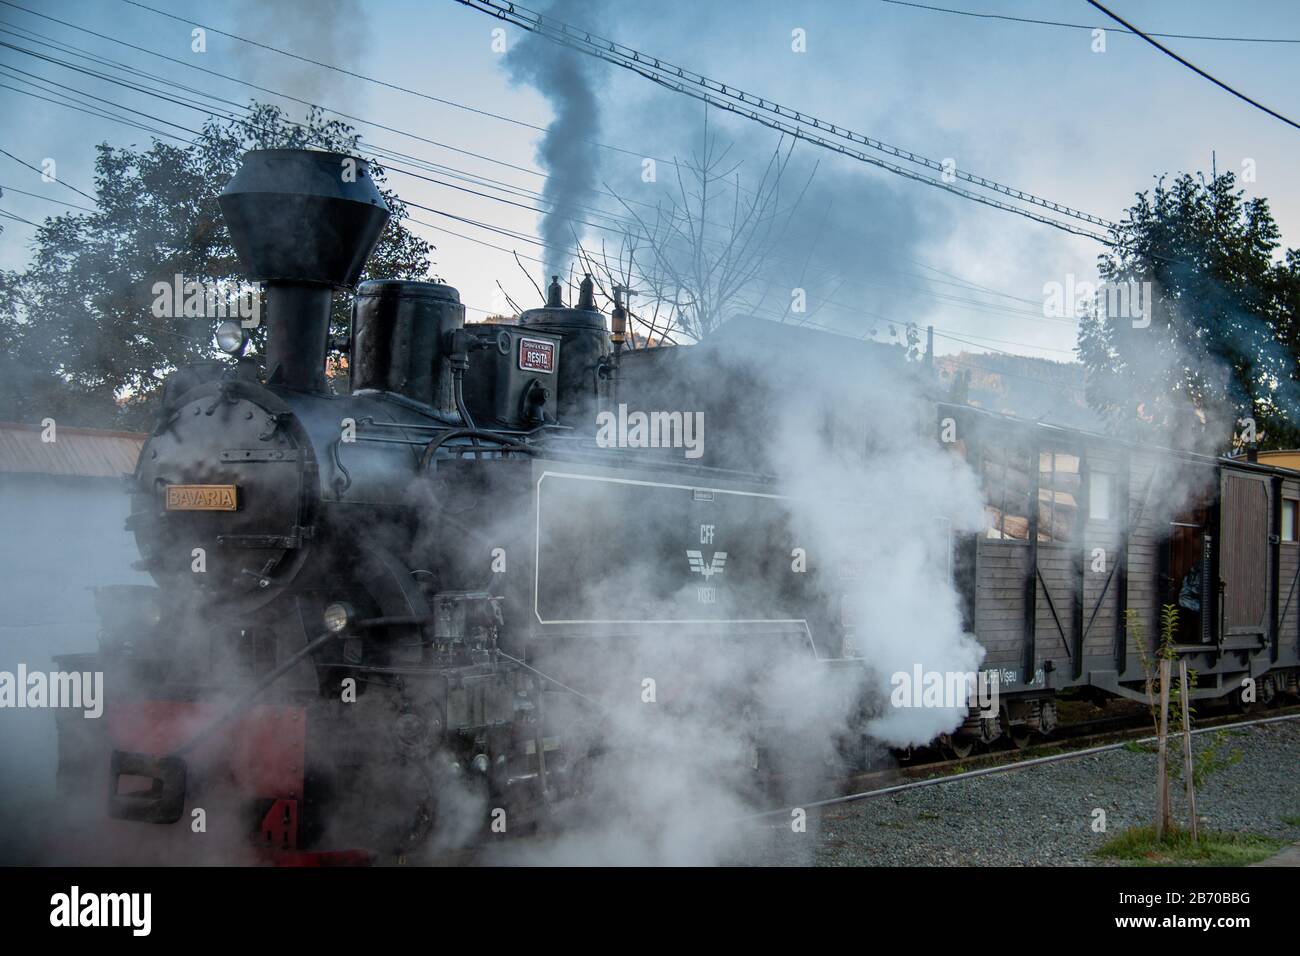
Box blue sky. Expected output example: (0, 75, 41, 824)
(1, 0, 1298, 362)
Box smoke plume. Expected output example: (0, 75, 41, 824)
(504, 0, 605, 283)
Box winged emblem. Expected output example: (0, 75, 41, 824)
(686, 550, 728, 579)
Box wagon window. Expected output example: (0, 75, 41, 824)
(1038, 450, 1080, 543)
(1284, 498, 1299, 543)
(981, 443, 1031, 540)
(1089, 471, 1114, 522)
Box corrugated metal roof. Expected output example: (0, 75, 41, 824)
(0, 421, 145, 478)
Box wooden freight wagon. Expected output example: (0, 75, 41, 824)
(938, 402, 1300, 748)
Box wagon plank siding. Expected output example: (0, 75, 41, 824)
(975, 540, 1029, 668)
(1278, 477, 1300, 658)
(1122, 454, 1164, 668)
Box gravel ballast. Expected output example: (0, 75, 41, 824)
(741, 719, 1300, 866)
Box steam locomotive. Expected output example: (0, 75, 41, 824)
(53, 148, 854, 862)
(52, 147, 1300, 863)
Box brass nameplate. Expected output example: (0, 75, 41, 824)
(165, 484, 237, 511)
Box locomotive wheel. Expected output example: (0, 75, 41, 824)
(941, 736, 975, 760)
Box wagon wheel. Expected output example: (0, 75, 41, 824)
(1009, 725, 1034, 750)
(1259, 674, 1277, 708)
(1230, 680, 1259, 714)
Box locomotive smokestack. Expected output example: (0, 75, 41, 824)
(218, 149, 390, 392)
(546, 275, 563, 307)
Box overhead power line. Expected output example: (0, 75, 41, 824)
(0, 27, 1058, 323)
(109, 0, 671, 167)
(0, 62, 1034, 329)
(878, 0, 1300, 44)
(454, 0, 1115, 241)
(81, 0, 1111, 240)
(0, 19, 643, 223)
(0, 72, 174, 138)
(0, 182, 96, 212)
(12, 0, 1120, 279)
(0, 206, 37, 225)
(1085, 0, 1300, 132)
(0, 2, 548, 181)
(0, 3, 1086, 353)
(0, 37, 655, 242)
(0, 146, 98, 202)
(0, 40, 1086, 377)
(0, 67, 1081, 358)
(0, 8, 766, 242)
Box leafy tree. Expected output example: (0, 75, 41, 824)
(0, 104, 435, 429)
(1077, 171, 1300, 452)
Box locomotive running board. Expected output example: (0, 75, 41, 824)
(108, 750, 188, 824)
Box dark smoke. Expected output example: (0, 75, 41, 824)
(504, 0, 605, 282)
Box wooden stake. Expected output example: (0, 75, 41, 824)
(1179, 660, 1198, 845)
(1155, 658, 1170, 840)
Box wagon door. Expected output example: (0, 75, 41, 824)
(1219, 471, 1271, 640)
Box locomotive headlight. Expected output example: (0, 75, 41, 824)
(215, 320, 248, 356)
(323, 602, 354, 634)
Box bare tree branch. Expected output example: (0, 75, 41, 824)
(514, 252, 545, 305)
(495, 280, 523, 316)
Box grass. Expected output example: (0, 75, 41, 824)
(1282, 815, 1300, 828)
(1096, 825, 1286, 866)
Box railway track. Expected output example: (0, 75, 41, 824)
(876, 696, 1297, 773)
(744, 705, 1300, 825)
(413, 703, 1300, 863)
